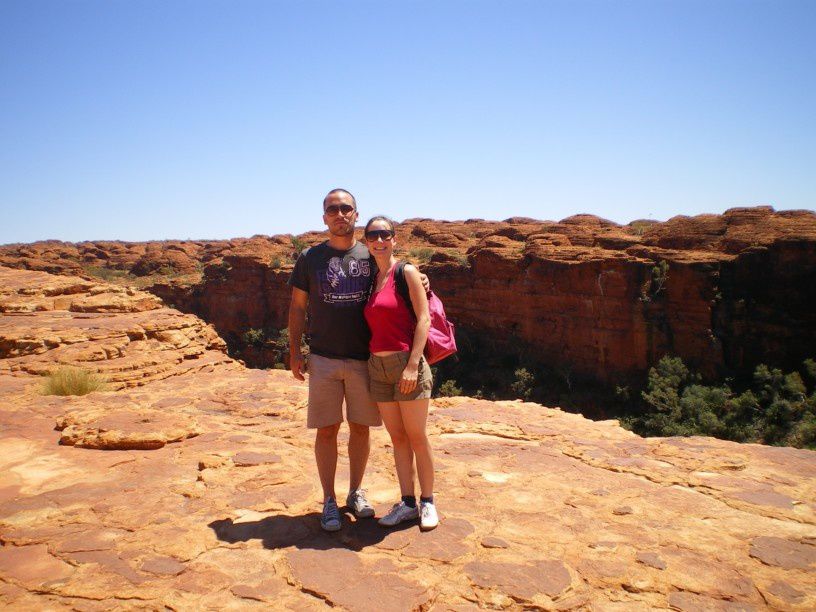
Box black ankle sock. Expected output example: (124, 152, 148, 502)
(420, 495, 434, 504)
(401, 495, 417, 508)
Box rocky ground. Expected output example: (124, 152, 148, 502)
(1, 265, 815, 610)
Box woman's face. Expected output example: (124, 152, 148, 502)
(364, 219, 396, 257)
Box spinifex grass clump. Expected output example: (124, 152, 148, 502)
(41, 366, 107, 396)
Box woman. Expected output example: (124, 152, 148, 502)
(363, 215, 438, 530)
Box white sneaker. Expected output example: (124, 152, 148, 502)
(378, 501, 419, 526)
(420, 501, 439, 530)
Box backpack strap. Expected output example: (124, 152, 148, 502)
(394, 261, 416, 319)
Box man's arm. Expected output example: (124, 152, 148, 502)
(288, 287, 308, 381)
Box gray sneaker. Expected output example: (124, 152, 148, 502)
(346, 489, 375, 518)
(378, 501, 419, 527)
(321, 497, 341, 532)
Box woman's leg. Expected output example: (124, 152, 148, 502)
(378, 402, 415, 497)
(397, 399, 433, 498)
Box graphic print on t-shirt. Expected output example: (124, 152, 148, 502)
(318, 256, 371, 306)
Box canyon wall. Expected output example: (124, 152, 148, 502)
(2, 206, 815, 382)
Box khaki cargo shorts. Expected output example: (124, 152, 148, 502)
(368, 352, 433, 402)
(306, 354, 382, 429)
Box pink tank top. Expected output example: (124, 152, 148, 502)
(364, 265, 415, 353)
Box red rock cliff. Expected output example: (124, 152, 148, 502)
(2, 206, 815, 382)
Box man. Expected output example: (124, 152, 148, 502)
(287, 188, 381, 531)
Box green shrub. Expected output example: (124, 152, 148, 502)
(438, 380, 463, 397)
(802, 358, 816, 385)
(243, 328, 266, 347)
(451, 252, 469, 266)
(640, 260, 669, 302)
(83, 266, 134, 283)
(510, 367, 535, 400)
(42, 366, 107, 396)
(407, 247, 435, 265)
(615, 385, 631, 403)
(291, 236, 308, 258)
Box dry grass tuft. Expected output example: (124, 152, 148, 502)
(41, 366, 107, 396)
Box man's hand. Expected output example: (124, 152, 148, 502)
(291, 353, 306, 381)
(419, 272, 430, 293)
(288, 287, 308, 381)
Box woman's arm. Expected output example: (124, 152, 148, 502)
(399, 264, 431, 394)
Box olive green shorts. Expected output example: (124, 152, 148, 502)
(368, 352, 433, 402)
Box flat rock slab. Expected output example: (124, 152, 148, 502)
(231, 451, 281, 466)
(465, 559, 574, 602)
(57, 408, 200, 450)
(0, 544, 75, 588)
(749, 536, 816, 569)
(286, 548, 430, 611)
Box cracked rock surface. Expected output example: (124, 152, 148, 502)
(1, 266, 815, 610)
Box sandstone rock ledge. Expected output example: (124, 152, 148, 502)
(1, 266, 815, 610)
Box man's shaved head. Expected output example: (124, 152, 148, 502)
(323, 188, 356, 209)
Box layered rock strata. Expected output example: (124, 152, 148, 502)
(0, 267, 233, 390)
(2, 206, 815, 381)
(1, 266, 815, 609)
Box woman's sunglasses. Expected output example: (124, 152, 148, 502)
(365, 229, 395, 241)
(324, 204, 355, 216)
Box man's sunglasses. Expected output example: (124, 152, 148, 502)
(324, 204, 355, 216)
(365, 229, 394, 241)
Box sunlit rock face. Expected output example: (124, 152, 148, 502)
(1, 266, 815, 609)
(0, 267, 233, 391)
(2, 205, 815, 380)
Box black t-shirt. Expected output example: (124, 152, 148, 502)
(288, 241, 375, 361)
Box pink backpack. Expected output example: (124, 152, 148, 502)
(394, 261, 458, 365)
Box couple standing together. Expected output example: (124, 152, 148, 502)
(287, 188, 438, 532)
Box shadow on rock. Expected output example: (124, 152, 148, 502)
(209, 509, 414, 551)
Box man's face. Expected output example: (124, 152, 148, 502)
(323, 192, 358, 237)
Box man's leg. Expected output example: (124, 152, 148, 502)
(315, 423, 341, 502)
(307, 355, 345, 504)
(344, 359, 382, 494)
(347, 422, 370, 492)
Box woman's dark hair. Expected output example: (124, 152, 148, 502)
(364, 215, 396, 233)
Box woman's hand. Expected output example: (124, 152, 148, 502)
(399, 362, 419, 394)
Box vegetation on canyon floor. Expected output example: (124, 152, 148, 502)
(622, 356, 816, 449)
(41, 366, 107, 396)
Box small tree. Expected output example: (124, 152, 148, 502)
(291, 236, 308, 259)
(243, 328, 266, 348)
(511, 367, 535, 400)
(651, 260, 669, 295)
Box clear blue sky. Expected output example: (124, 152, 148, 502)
(1, 0, 814, 244)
